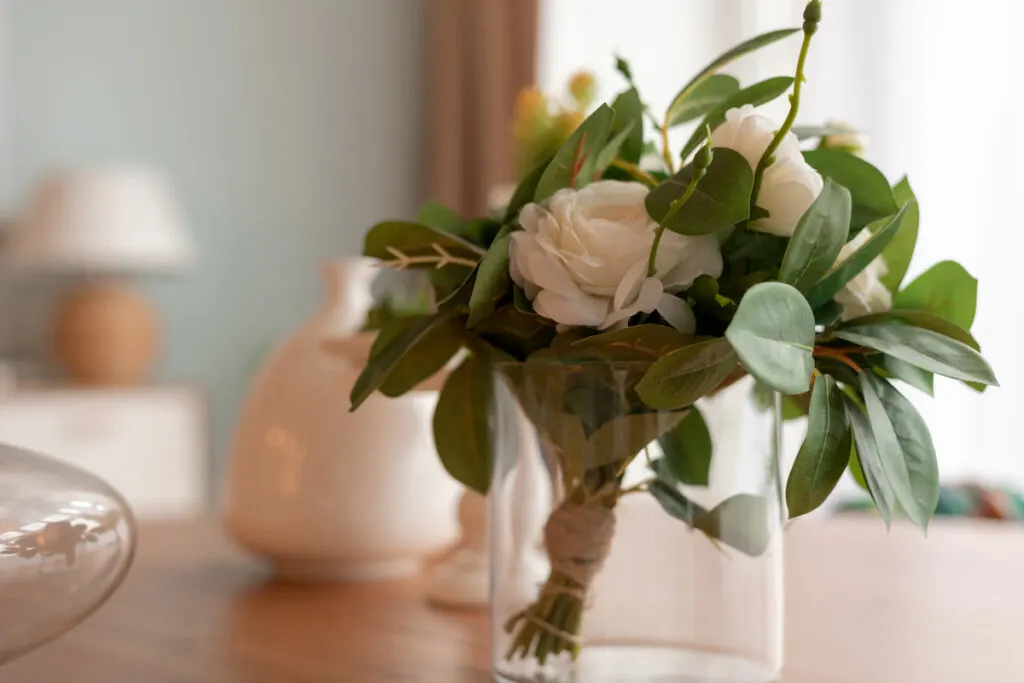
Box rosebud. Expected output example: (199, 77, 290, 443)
(513, 88, 550, 142)
(821, 120, 866, 156)
(568, 71, 597, 108)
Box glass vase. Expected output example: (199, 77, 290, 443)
(0, 443, 137, 665)
(490, 361, 783, 683)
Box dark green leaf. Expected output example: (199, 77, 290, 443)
(693, 494, 773, 557)
(879, 177, 919, 291)
(467, 226, 514, 327)
(680, 77, 795, 160)
(845, 396, 895, 524)
(725, 282, 815, 395)
(535, 104, 614, 202)
(363, 221, 484, 266)
(503, 156, 551, 224)
(581, 411, 688, 471)
(861, 374, 939, 530)
(416, 201, 463, 234)
(609, 88, 644, 164)
(433, 356, 492, 494)
(875, 356, 934, 396)
(379, 320, 462, 397)
(813, 300, 845, 329)
(786, 376, 851, 517)
(350, 312, 455, 410)
(844, 309, 979, 350)
(779, 179, 852, 291)
(806, 201, 915, 309)
(834, 323, 997, 386)
(847, 438, 869, 491)
(658, 407, 712, 486)
(667, 74, 740, 128)
(894, 261, 978, 331)
(572, 325, 698, 362)
(803, 149, 898, 230)
(594, 121, 636, 177)
(636, 338, 738, 410)
(513, 285, 534, 314)
(645, 148, 753, 235)
(474, 306, 555, 361)
(650, 480, 707, 525)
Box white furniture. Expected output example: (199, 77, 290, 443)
(0, 386, 207, 518)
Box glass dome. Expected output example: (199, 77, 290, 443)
(0, 443, 137, 665)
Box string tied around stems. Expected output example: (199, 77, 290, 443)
(543, 502, 616, 591)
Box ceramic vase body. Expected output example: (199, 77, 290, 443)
(223, 260, 460, 581)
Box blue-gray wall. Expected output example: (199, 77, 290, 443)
(0, 0, 428, 478)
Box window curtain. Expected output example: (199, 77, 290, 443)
(538, 0, 1024, 488)
(428, 0, 539, 216)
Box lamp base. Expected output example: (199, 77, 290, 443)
(54, 282, 160, 387)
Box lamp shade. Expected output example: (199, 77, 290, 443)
(5, 167, 196, 273)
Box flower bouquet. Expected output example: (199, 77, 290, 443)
(349, 2, 997, 680)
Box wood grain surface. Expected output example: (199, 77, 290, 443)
(4, 517, 1023, 683)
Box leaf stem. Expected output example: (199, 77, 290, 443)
(813, 344, 864, 374)
(610, 159, 658, 187)
(749, 1, 821, 216)
(660, 120, 675, 174)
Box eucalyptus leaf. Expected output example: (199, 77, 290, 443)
(861, 374, 938, 530)
(503, 156, 551, 224)
(725, 282, 814, 395)
(803, 149, 898, 230)
(835, 323, 997, 386)
(433, 356, 492, 494)
(667, 74, 739, 128)
(535, 104, 614, 202)
(658, 407, 712, 486)
(680, 76, 795, 160)
(650, 480, 707, 525)
(609, 88, 644, 164)
(845, 396, 895, 525)
(806, 201, 914, 309)
(467, 226, 514, 327)
(350, 311, 456, 410)
(693, 494, 773, 557)
(786, 375, 851, 517)
(779, 179, 852, 291)
(379, 319, 463, 397)
(879, 177, 919, 292)
(894, 261, 978, 331)
(645, 148, 753, 235)
(636, 338, 738, 410)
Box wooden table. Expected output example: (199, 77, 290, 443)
(4, 518, 1023, 683)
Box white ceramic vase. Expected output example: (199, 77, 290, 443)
(223, 260, 461, 581)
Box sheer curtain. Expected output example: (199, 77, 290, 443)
(538, 0, 1024, 487)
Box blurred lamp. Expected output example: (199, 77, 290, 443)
(4, 167, 195, 386)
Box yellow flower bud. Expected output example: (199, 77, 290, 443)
(514, 88, 549, 142)
(567, 71, 597, 108)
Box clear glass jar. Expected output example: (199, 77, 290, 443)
(490, 361, 783, 683)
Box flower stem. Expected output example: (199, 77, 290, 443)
(660, 121, 675, 174)
(610, 159, 658, 187)
(749, 1, 822, 215)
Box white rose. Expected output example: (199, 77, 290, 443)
(509, 181, 722, 331)
(710, 105, 823, 237)
(833, 229, 892, 320)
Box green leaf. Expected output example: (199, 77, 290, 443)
(792, 124, 855, 140)
(786, 376, 852, 517)
(645, 148, 753, 235)
(803, 149, 899, 230)
(658, 407, 712, 486)
(725, 282, 814, 395)
(474, 306, 555, 361)
(693, 494, 773, 557)
(650, 480, 707, 525)
(813, 300, 845, 329)
(636, 338, 738, 410)
(379, 319, 462, 397)
(467, 226, 514, 327)
(363, 221, 484, 266)
(861, 374, 939, 531)
(844, 309, 979, 350)
(847, 438, 869, 491)
(680, 77, 795, 160)
(503, 156, 551, 224)
(433, 356, 492, 494)
(581, 411, 688, 471)
(806, 201, 915, 309)
(845, 396, 895, 525)
(875, 356, 934, 396)
(594, 121, 636, 178)
(350, 312, 455, 410)
(609, 88, 644, 164)
(834, 323, 997, 386)
(572, 325, 698, 362)
(879, 177, 919, 291)
(416, 201, 464, 235)
(779, 179, 852, 291)
(671, 27, 799, 143)
(667, 74, 740, 128)
(894, 261, 978, 331)
(535, 104, 614, 202)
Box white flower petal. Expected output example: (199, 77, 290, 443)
(656, 294, 697, 334)
(600, 277, 663, 329)
(752, 157, 824, 237)
(658, 234, 724, 291)
(534, 290, 608, 327)
(518, 203, 549, 234)
(526, 249, 585, 299)
(612, 259, 650, 311)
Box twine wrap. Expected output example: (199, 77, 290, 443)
(543, 502, 616, 590)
